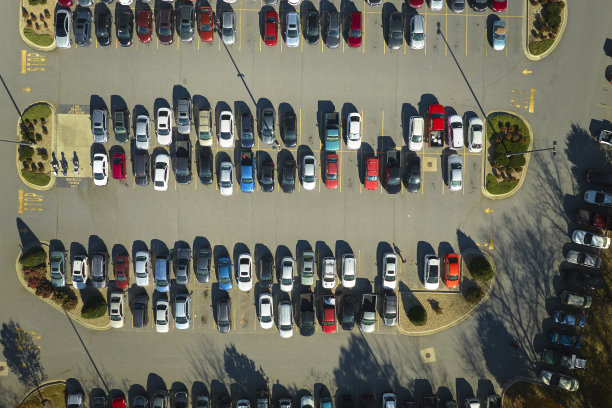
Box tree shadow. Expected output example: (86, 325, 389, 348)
(16, 218, 41, 253)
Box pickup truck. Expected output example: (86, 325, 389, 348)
(301, 250, 315, 285)
(299, 292, 315, 336)
(360, 293, 377, 333)
(427, 104, 445, 147)
(113, 109, 130, 143)
(573, 208, 612, 231)
(240, 151, 255, 193)
(325, 112, 340, 151)
(175, 139, 192, 184)
(599, 129, 612, 147)
(384, 150, 401, 194)
(198, 108, 212, 146)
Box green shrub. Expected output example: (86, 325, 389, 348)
(21, 169, 51, 187)
(486, 174, 519, 195)
(19, 246, 46, 268)
(493, 154, 510, 167)
(63, 296, 78, 311)
(509, 154, 526, 170)
(52, 288, 78, 311)
(407, 305, 427, 326)
(19, 146, 34, 161)
(545, 14, 561, 28)
(545, 2, 562, 16)
(470, 257, 494, 281)
(529, 39, 555, 55)
(22, 103, 52, 122)
(465, 286, 484, 304)
(81, 295, 107, 319)
(22, 29, 53, 47)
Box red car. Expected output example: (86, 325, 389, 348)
(113, 256, 129, 289)
(322, 295, 336, 334)
(364, 156, 379, 190)
(58, 0, 72, 6)
(137, 9, 153, 43)
(157, 7, 174, 45)
(112, 152, 126, 180)
(408, 0, 424, 8)
(347, 12, 362, 48)
(198, 7, 214, 43)
(325, 153, 338, 189)
(111, 397, 126, 408)
(492, 0, 507, 12)
(263, 10, 279, 46)
(444, 253, 460, 289)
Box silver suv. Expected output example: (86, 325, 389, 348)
(176, 98, 192, 134)
(222, 11, 236, 45)
(259, 107, 276, 145)
(92, 109, 108, 143)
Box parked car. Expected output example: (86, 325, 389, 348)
(260, 254, 274, 289)
(447, 154, 463, 191)
(539, 370, 579, 391)
(447, 115, 464, 148)
(492, 0, 507, 12)
(553, 309, 586, 328)
(382, 253, 397, 289)
(347, 12, 362, 47)
(451, 0, 465, 12)
(198, 148, 214, 185)
(264, 10, 278, 46)
(347, 112, 362, 150)
(90, 253, 108, 289)
(198, 108, 213, 146)
(285, 12, 300, 47)
(472, 0, 487, 11)
(585, 170, 612, 186)
(409, 15, 425, 49)
(280, 257, 294, 292)
(198, 6, 214, 43)
(409, 0, 424, 8)
(340, 294, 356, 331)
(322, 257, 337, 289)
(135, 115, 151, 150)
(217, 296, 232, 333)
(424, 254, 440, 290)
(383, 291, 397, 326)
(50, 250, 66, 288)
(92, 153, 109, 186)
(219, 160, 234, 196)
(407, 157, 421, 193)
(283, 111, 298, 147)
(571, 229, 610, 249)
(325, 154, 339, 189)
(176, 98, 192, 134)
(550, 330, 582, 348)
(237, 254, 253, 291)
(259, 107, 276, 145)
(430, 0, 443, 11)
(74, 8, 92, 46)
(133, 149, 150, 186)
(113, 255, 129, 289)
(156, 108, 173, 146)
(565, 250, 601, 268)
(155, 299, 170, 333)
(239, 112, 255, 148)
(55, 9, 72, 49)
(560, 291, 592, 308)
(341, 253, 356, 288)
(278, 300, 294, 338)
(322, 295, 337, 334)
(136, 9, 152, 43)
(71, 255, 88, 289)
(301, 155, 317, 190)
(388, 12, 403, 49)
(218, 257, 232, 290)
(492, 20, 506, 51)
(584, 190, 612, 207)
(177, 2, 195, 42)
(364, 156, 379, 190)
(443, 253, 460, 288)
(67, 394, 84, 408)
(133, 294, 148, 328)
(304, 9, 320, 45)
(174, 293, 191, 329)
(468, 117, 483, 152)
(153, 154, 170, 191)
(174, 248, 191, 285)
(324, 12, 341, 48)
(155, 255, 171, 293)
(301, 250, 315, 285)
(541, 348, 586, 370)
(281, 158, 296, 193)
(134, 250, 150, 287)
(95, 7, 112, 46)
(258, 293, 274, 329)
(157, 6, 174, 45)
(196, 247, 211, 283)
(218, 111, 234, 148)
(108, 292, 125, 328)
(563, 270, 605, 290)
(92, 108, 108, 144)
(111, 152, 126, 180)
(409, 116, 424, 151)
(259, 158, 275, 192)
(221, 11, 236, 45)
(116, 9, 133, 47)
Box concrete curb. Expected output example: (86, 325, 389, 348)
(16, 101, 57, 191)
(19, 380, 66, 406)
(524, 0, 568, 61)
(481, 111, 534, 200)
(15, 245, 111, 331)
(396, 249, 496, 336)
(500, 376, 540, 407)
(18, 0, 57, 52)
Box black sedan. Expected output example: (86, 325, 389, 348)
(198, 148, 213, 185)
(116, 9, 133, 47)
(95, 7, 112, 46)
(303, 10, 319, 45)
(281, 158, 296, 193)
(407, 157, 421, 193)
(259, 158, 275, 192)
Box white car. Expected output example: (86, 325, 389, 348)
(55, 9, 72, 49)
(447, 154, 463, 191)
(447, 115, 464, 149)
(409, 15, 425, 50)
(135, 115, 151, 150)
(423, 254, 440, 290)
(300, 396, 314, 408)
(382, 253, 397, 290)
(134, 250, 150, 286)
(430, 0, 443, 11)
(155, 299, 170, 333)
(71, 255, 88, 290)
(218, 111, 235, 148)
(288, 0, 301, 5)
(539, 370, 579, 392)
(237, 254, 253, 291)
(258, 293, 274, 329)
(156, 108, 173, 146)
(346, 113, 362, 150)
(280, 257, 294, 292)
(119, 0, 134, 4)
(572, 229, 611, 249)
(92, 153, 108, 186)
(341, 253, 356, 288)
(408, 116, 424, 151)
(236, 400, 250, 408)
(285, 12, 300, 48)
(219, 160, 234, 196)
(301, 155, 316, 190)
(322, 257, 336, 289)
(174, 293, 191, 330)
(109, 292, 125, 329)
(381, 394, 396, 408)
(565, 250, 601, 268)
(154, 154, 170, 191)
(584, 190, 612, 207)
(467, 117, 483, 152)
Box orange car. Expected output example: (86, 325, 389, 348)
(444, 253, 460, 288)
(198, 6, 214, 43)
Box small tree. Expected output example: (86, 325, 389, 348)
(22, 8, 29, 18)
(469, 257, 494, 281)
(81, 295, 107, 319)
(465, 286, 484, 304)
(408, 305, 427, 326)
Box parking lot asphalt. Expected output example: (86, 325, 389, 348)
(2, 0, 612, 404)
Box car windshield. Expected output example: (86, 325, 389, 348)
(287, 28, 298, 38)
(159, 26, 171, 36)
(219, 274, 231, 284)
(350, 29, 361, 37)
(366, 175, 377, 181)
(391, 31, 402, 39)
(138, 23, 149, 35)
(176, 315, 187, 324)
(427, 266, 439, 281)
(118, 25, 130, 39)
(93, 126, 103, 136)
(362, 318, 375, 325)
(94, 172, 105, 180)
(472, 124, 482, 132)
(413, 33, 424, 41)
(388, 177, 400, 185)
(494, 30, 505, 40)
(344, 274, 355, 280)
(384, 311, 396, 319)
(178, 115, 189, 126)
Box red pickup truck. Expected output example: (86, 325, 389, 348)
(428, 104, 445, 147)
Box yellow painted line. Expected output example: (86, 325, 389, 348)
(219, 36, 221, 51)
(444, 11, 447, 56)
(462, 145, 465, 196)
(280, 31, 283, 52)
(299, 109, 302, 147)
(363, 1, 366, 54)
(177, 39, 180, 50)
(133, 176, 135, 188)
(383, 29, 385, 55)
(528, 89, 535, 113)
(157, 37, 159, 50)
(233, 296, 236, 331)
(465, 11, 468, 56)
(239, 0, 242, 51)
(321, 37, 323, 53)
(17, 190, 23, 214)
(96, 38, 98, 48)
(338, 146, 342, 193)
(198, 36, 200, 50)
(20, 50, 26, 74)
(342, 35, 344, 53)
(116, 37, 118, 48)
(301, 33, 303, 53)
(424, 14, 427, 55)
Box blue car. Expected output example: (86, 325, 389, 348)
(218, 257, 233, 290)
(155, 256, 171, 293)
(240, 152, 255, 193)
(550, 330, 582, 349)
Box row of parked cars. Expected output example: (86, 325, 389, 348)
(66, 388, 501, 408)
(55, 0, 508, 49)
(537, 169, 611, 392)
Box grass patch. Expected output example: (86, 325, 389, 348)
(22, 103, 52, 122)
(23, 29, 54, 47)
(21, 169, 51, 187)
(486, 174, 519, 195)
(528, 39, 555, 56)
(503, 382, 564, 408)
(20, 383, 66, 408)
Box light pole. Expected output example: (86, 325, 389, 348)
(0, 139, 33, 146)
(506, 141, 557, 158)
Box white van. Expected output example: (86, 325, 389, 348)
(278, 301, 294, 338)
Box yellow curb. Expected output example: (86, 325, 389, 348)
(16, 101, 57, 191)
(523, 0, 568, 61)
(396, 249, 496, 336)
(18, 0, 57, 52)
(15, 244, 111, 331)
(481, 111, 534, 200)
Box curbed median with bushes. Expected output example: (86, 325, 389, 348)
(528, 0, 566, 57)
(17, 102, 54, 189)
